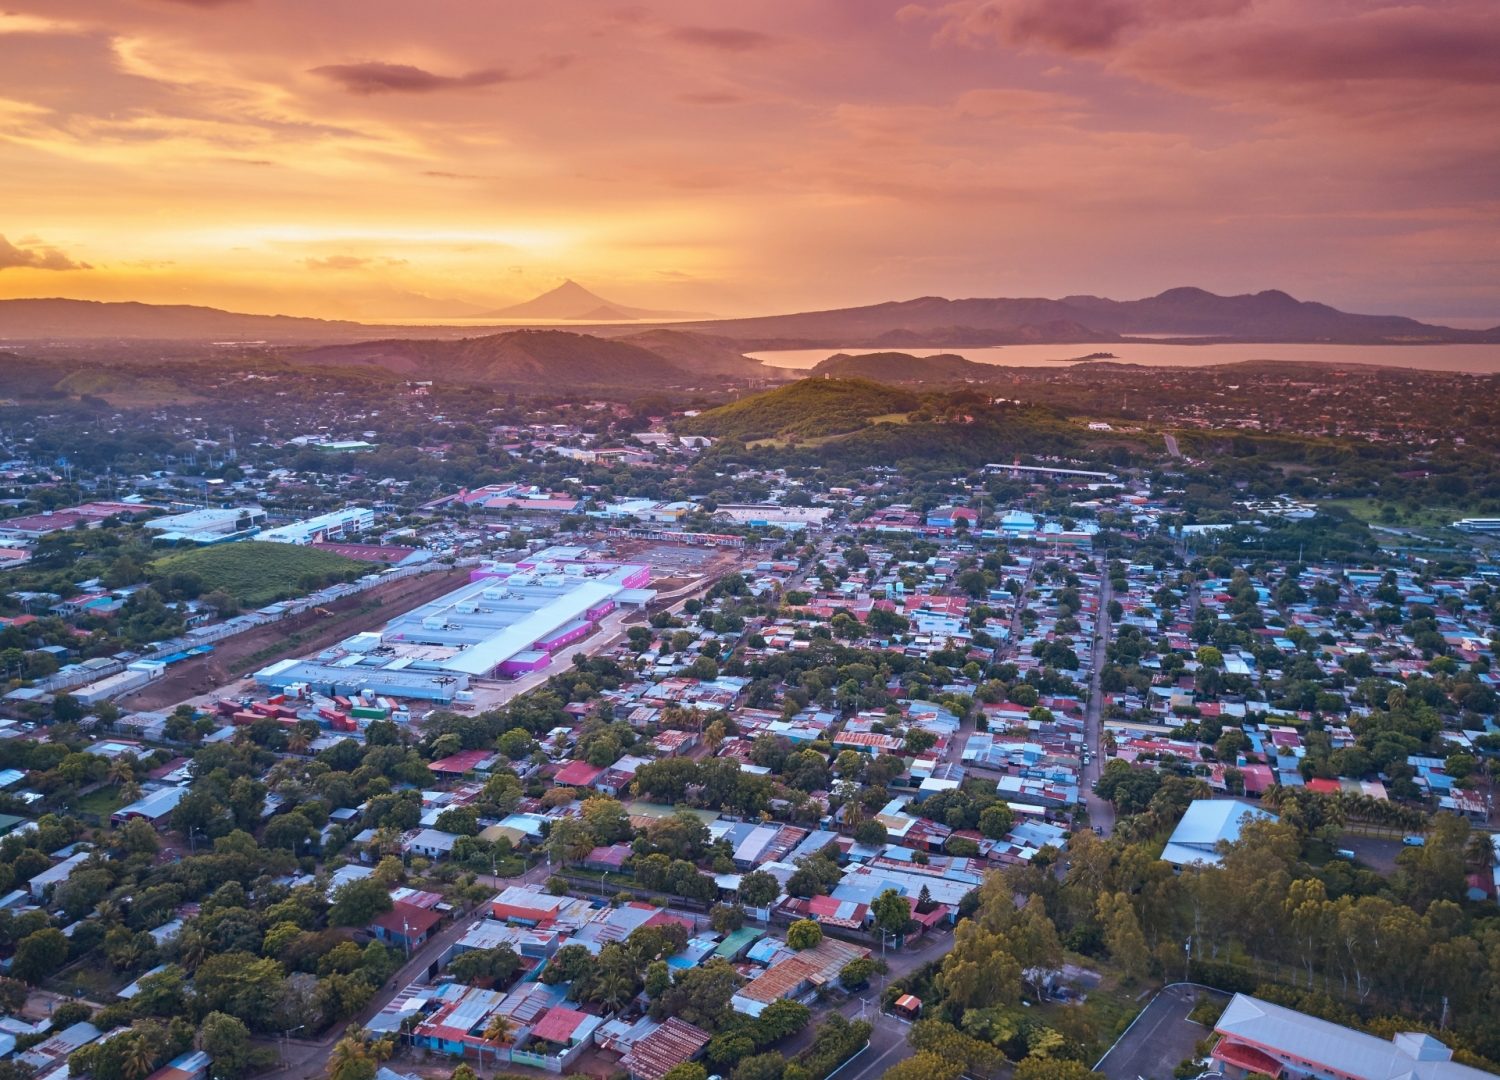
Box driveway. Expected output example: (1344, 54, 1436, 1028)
(1095, 983, 1225, 1080)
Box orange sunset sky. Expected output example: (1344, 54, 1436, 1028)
(0, 0, 1496, 322)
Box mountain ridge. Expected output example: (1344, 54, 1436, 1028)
(296, 328, 763, 389)
(481, 280, 707, 321)
(0, 288, 1494, 347)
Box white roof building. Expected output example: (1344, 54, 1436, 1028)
(1161, 799, 1277, 869)
(1213, 993, 1491, 1079)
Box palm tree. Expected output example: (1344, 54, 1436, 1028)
(327, 1034, 367, 1080)
(121, 1037, 157, 1080)
(589, 968, 636, 1011)
(482, 1014, 514, 1045)
(119, 779, 143, 804)
(174, 928, 209, 971)
(287, 726, 311, 756)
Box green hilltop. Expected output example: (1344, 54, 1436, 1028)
(677, 377, 919, 444)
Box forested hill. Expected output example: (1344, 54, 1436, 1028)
(808, 351, 1000, 383)
(678, 376, 1137, 468)
(677, 378, 919, 443)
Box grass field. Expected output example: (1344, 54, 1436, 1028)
(72, 785, 125, 816)
(1326, 497, 1466, 529)
(747, 412, 912, 450)
(151, 540, 366, 606)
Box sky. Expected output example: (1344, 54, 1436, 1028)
(0, 0, 1496, 322)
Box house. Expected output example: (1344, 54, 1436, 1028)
(552, 760, 604, 789)
(404, 829, 461, 860)
(1212, 993, 1491, 1079)
(17, 1022, 101, 1071)
(28, 849, 93, 901)
(371, 902, 444, 951)
(527, 1005, 601, 1057)
(1161, 800, 1277, 869)
(111, 786, 188, 828)
(731, 936, 871, 1016)
(429, 750, 499, 776)
(582, 843, 631, 873)
(619, 1018, 711, 1080)
(144, 1050, 212, 1080)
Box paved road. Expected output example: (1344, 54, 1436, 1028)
(773, 927, 953, 1080)
(1083, 567, 1116, 836)
(1096, 983, 1224, 1080)
(1164, 433, 1182, 459)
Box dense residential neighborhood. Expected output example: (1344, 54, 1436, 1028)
(0, 362, 1497, 1080)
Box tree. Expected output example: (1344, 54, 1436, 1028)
(739, 870, 780, 908)
(193, 953, 286, 1028)
(328, 877, 393, 926)
(938, 921, 1020, 1010)
(1010, 894, 1063, 1000)
(1096, 892, 1149, 984)
(880, 1052, 962, 1080)
(482, 1014, 514, 1044)
(449, 945, 520, 988)
(1012, 1059, 1101, 1080)
(200, 1012, 259, 1080)
(786, 919, 822, 950)
(871, 888, 910, 938)
(909, 1019, 1005, 1075)
(1196, 646, 1223, 669)
(12, 928, 68, 983)
(650, 958, 740, 1030)
(547, 817, 598, 866)
(839, 957, 877, 989)
(731, 1054, 786, 1080)
(710, 904, 745, 934)
(662, 1065, 707, 1080)
(581, 796, 633, 845)
(978, 802, 1014, 840)
(852, 819, 888, 846)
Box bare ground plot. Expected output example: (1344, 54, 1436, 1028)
(119, 567, 473, 711)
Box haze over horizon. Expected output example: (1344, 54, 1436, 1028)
(0, 0, 1497, 322)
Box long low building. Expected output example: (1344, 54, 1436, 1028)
(259, 506, 374, 545)
(1212, 993, 1490, 1079)
(255, 547, 654, 702)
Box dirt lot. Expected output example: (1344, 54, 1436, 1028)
(119, 566, 473, 712)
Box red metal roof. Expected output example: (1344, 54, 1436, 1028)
(371, 902, 443, 938)
(1213, 1040, 1284, 1077)
(429, 749, 496, 774)
(529, 1005, 590, 1045)
(552, 760, 604, 787)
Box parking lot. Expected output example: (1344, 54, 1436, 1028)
(1096, 983, 1225, 1080)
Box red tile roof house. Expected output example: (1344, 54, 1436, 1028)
(371, 901, 444, 951)
(620, 1018, 712, 1080)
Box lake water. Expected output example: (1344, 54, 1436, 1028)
(747, 341, 1500, 374)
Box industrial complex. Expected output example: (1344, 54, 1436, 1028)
(254, 546, 654, 703)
